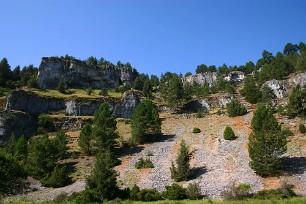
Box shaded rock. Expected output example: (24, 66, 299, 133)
(0, 110, 36, 144)
(114, 90, 141, 118)
(224, 71, 245, 83)
(53, 117, 93, 131)
(6, 90, 65, 114)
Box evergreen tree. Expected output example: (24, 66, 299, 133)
(78, 123, 93, 155)
(226, 99, 247, 117)
(57, 77, 65, 93)
(287, 85, 306, 118)
(92, 103, 118, 153)
(241, 76, 261, 104)
(160, 72, 184, 110)
(0, 58, 12, 87)
(86, 150, 119, 201)
(248, 104, 287, 177)
(0, 150, 27, 197)
(170, 140, 191, 182)
(53, 130, 68, 159)
(131, 100, 161, 144)
(41, 165, 71, 188)
(224, 126, 236, 140)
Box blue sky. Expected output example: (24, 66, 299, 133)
(1, 0, 306, 76)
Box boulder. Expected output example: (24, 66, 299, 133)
(0, 110, 36, 144)
(224, 71, 245, 82)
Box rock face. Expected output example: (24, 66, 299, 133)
(184, 72, 217, 87)
(37, 57, 133, 89)
(5, 90, 140, 118)
(0, 110, 36, 144)
(183, 95, 234, 112)
(264, 72, 306, 99)
(6, 90, 66, 114)
(224, 71, 245, 82)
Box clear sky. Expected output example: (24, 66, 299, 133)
(1, 0, 306, 76)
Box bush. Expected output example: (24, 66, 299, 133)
(37, 113, 54, 133)
(224, 126, 237, 140)
(53, 192, 68, 203)
(299, 123, 306, 134)
(40, 165, 71, 188)
(221, 183, 251, 200)
(135, 158, 154, 169)
(226, 99, 247, 117)
(253, 183, 296, 199)
(196, 109, 205, 118)
(137, 188, 162, 201)
(186, 182, 201, 200)
(282, 129, 294, 136)
(86, 87, 92, 95)
(99, 88, 109, 96)
(163, 183, 186, 200)
(192, 128, 201, 134)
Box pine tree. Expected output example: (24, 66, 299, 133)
(170, 140, 191, 182)
(131, 100, 161, 144)
(241, 76, 261, 104)
(78, 123, 93, 155)
(226, 99, 247, 117)
(224, 126, 236, 140)
(92, 103, 119, 153)
(248, 104, 287, 177)
(86, 149, 119, 201)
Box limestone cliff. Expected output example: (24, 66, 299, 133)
(184, 72, 217, 87)
(0, 110, 36, 144)
(5, 89, 140, 118)
(37, 57, 132, 89)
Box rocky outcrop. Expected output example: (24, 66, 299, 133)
(224, 71, 245, 82)
(5, 90, 140, 118)
(184, 72, 217, 87)
(183, 95, 234, 112)
(264, 72, 306, 99)
(0, 110, 36, 144)
(37, 57, 132, 89)
(6, 90, 66, 114)
(53, 117, 93, 131)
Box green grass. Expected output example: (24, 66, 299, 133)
(27, 88, 122, 99)
(3, 197, 306, 204)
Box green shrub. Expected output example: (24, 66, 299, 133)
(27, 76, 38, 88)
(136, 188, 162, 201)
(282, 129, 294, 136)
(135, 158, 154, 169)
(186, 182, 201, 200)
(86, 87, 92, 95)
(196, 109, 205, 118)
(224, 126, 237, 140)
(37, 113, 54, 133)
(299, 123, 306, 134)
(277, 105, 286, 116)
(192, 128, 201, 134)
(53, 192, 68, 203)
(253, 184, 296, 199)
(163, 183, 186, 200)
(226, 99, 247, 117)
(40, 165, 71, 188)
(221, 183, 251, 200)
(99, 88, 109, 96)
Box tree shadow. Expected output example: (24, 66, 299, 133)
(190, 166, 207, 180)
(64, 161, 78, 173)
(117, 146, 145, 157)
(282, 156, 306, 175)
(156, 134, 176, 142)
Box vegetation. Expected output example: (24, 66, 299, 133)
(221, 183, 251, 200)
(186, 182, 202, 200)
(248, 104, 287, 177)
(78, 123, 93, 155)
(287, 85, 306, 118)
(253, 183, 296, 199)
(241, 76, 261, 104)
(299, 123, 306, 134)
(86, 150, 120, 201)
(192, 127, 201, 134)
(226, 99, 247, 117)
(163, 183, 187, 200)
(131, 100, 161, 144)
(37, 113, 54, 133)
(224, 126, 237, 140)
(40, 165, 71, 188)
(92, 102, 119, 153)
(135, 158, 154, 169)
(170, 140, 191, 182)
